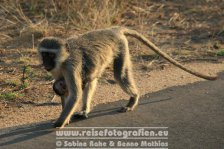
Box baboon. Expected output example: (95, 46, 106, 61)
(53, 76, 88, 118)
(53, 78, 67, 97)
(53, 78, 67, 109)
(38, 26, 217, 128)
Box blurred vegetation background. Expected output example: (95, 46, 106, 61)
(0, 0, 128, 39)
(0, 0, 223, 44)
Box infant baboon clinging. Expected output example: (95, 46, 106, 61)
(53, 78, 67, 109)
(38, 26, 217, 128)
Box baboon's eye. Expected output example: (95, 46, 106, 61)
(41, 52, 46, 57)
(49, 53, 56, 59)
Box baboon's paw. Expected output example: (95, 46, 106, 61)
(118, 107, 133, 113)
(73, 111, 88, 119)
(54, 120, 63, 128)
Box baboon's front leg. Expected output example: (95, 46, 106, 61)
(74, 79, 98, 119)
(54, 69, 82, 128)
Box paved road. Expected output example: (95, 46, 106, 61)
(1, 72, 224, 149)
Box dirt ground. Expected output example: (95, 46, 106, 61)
(0, 0, 224, 128)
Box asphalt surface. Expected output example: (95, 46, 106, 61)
(0, 72, 224, 149)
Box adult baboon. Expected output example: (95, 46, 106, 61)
(38, 26, 217, 128)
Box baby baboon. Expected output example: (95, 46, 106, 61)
(38, 26, 217, 128)
(53, 78, 67, 109)
(53, 78, 67, 97)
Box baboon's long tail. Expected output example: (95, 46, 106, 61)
(122, 28, 217, 80)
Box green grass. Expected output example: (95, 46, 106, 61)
(0, 92, 17, 100)
(0, 92, 25, 101)
(216, 50, 224, 56)
(16, 57, 32, 64)
(19, 82, 28, 90)
(23, 65, 32, 74)
(4, 80, 19, 87)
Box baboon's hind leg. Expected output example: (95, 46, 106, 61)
(114, 48, 140, 112)
(82, 79, 98, 116)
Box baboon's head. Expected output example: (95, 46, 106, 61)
(38, 37, 69, 71)
(53, 78, 67, 96)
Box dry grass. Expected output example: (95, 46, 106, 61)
(0, 0, 132, 43)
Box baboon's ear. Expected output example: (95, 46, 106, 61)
(65, 42, 70, 52)
(37, 38, 45, 48)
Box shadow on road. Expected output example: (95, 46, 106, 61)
(0, 96, 172, 147)
(0, 121, 54, 146)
